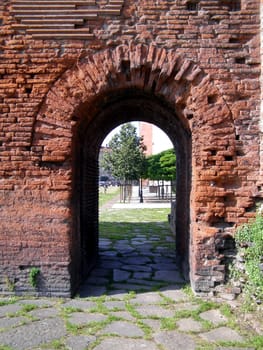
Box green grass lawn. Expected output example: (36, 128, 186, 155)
(100, 208, 170, 222)
(100, 206, 171, 243)
(99, 186, 171, 242)
(98, 186, 120, 207)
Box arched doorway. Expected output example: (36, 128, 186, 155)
(74, 89, 191, 282)
(33, 43, 237, 295)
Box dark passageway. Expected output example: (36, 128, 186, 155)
(78, 197, 184, 297)
(74, 89, 191, 291)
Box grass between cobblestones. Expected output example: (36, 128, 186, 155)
(0, 192, 262, 349)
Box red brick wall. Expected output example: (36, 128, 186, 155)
(0, 0, 262, 296)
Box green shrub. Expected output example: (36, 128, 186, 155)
(234, 214, 263, 302)
(29, 267, 40, 288)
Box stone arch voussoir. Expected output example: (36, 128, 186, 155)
(33, 42, 235, 147)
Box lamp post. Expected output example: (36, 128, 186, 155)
(139, 178, 144, 203)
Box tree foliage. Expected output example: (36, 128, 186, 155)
(101, 123, 146, 182)
(145, 148, 176, 181)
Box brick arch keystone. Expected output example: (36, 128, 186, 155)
(32, 43, 238, 292)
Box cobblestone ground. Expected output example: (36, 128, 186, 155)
(0, 202, 262, 350)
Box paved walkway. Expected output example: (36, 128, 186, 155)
(111, 186, 173, 209)
(0, 198, 262, 349)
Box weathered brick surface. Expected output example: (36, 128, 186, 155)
(0, 0, 262, 296)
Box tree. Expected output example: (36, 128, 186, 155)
(101, 123, 146, 201)
(145, 148, 176, 199)
(145, 148, 176, 181)
(159, 149, 176, 181)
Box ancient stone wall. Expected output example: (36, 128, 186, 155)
(0, 0, 262, 296)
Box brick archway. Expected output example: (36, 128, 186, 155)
(33, 43, 237, 294)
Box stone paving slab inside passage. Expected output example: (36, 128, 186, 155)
(0, 209, 261, 350)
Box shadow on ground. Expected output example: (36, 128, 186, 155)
(78, 220, 186, 298)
